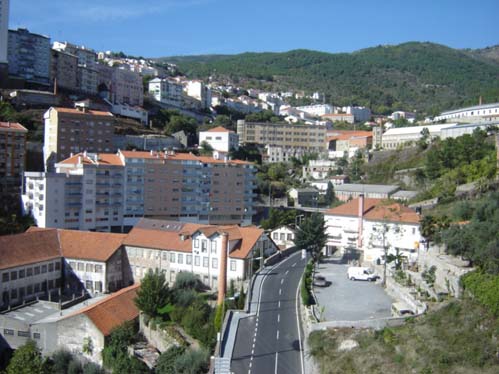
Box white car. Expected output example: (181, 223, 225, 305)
(347, 266, 379, 281)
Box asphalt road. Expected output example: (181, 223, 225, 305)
(231, 251, 307, 374)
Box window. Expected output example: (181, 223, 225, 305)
(203, 257, 209, 268)
(194, 256, 200, 266)
(48, 263, 54, 272)
(95, 265, 103, 273)
(34, 284, 40, 293)
(2, 273, 8, 282)
(27, 285, 33, 295)
(186, 255, 192, 265)
(95, 281, 103, 292)
(69, 262, 76, 269)
(41, 265, 47, 273)
(170, 253, 176, 263)
(212, 258, 218, 269)
(412, 227, 416, 235)
(27, 267, 33, 276)
(85, 280, 93, 291)
(211, 241, 217, 254)
(19, 269, 25, 279)
(11, 289, 17, 299)
(194, 239, 199, 248)
(77, 263, 84, 271)
(3, 329, 14, 336)
(170, 270, 176, 282)
(55, 262, 60, 271)
(162, 252, 167, 261)
(201, 240, 207, 252)
(178, 254, 183, 264)
(287, 233, 293, 240)
(10, 271, 17, 281)
(280, 233, 285, 241)
(273, 232, 278, 240)
(86, 263, 94, 272)
(230, 260, 236, 271)
(17, 330, 29, 337)
(33, 333, 41, 339)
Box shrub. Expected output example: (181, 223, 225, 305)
(301, 261, 315, 306)
(462, 271, 499, 316)
(174, 272, 204, 292)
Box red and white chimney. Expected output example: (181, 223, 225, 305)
(357, 194, 364, 248)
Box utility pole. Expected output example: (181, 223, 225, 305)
(382, 224, 387, 288)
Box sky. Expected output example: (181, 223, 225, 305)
(9, 0, 499, 57)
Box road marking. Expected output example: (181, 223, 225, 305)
(285, 270, 289, 275)
(255, 321, 258, 328)
(281, 278, 284, 285)
(249, 362, 252, 368)
(279, 288, 282, 295)
(276, 330, 279, 340)
(296, 275, 305, 374)
(278, 300, 281, 308)
(252, 343, 255, 349)
(277, 314, 280, 323)
(292, 262, 297, 267)
(274, 352, 279, 374)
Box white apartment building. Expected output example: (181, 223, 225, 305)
(434, 103, 499, 123)
(148, 77, 183, 107)
(0, 0, 8, 64)
(123, 218, 277, 289)
(111, 68, 143, 106)
(199, 126, 239, 152)
(296, 104, 334, 117)
(302, 160, 337, 180)
(324, 197, 422, 262)
(270, 226, 296, 250)
(186, 80, 211, 109)
(381, 124, 453, 150)
(52, 42, 97, 68)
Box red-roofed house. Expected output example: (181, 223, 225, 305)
(123, 218, 277, 289)
(199, 126, 239, 153)
(324, 196, 422, 262)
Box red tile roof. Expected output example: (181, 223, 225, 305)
(65, 284, 140, 336)
(204, 126, 234, 133)
(0, 122, 28, 133)
(0, 230, 62, 270)
(57, 153, 124, 166)
(326, 130, 372, 142)
(119, 150, 252, 165)
(325, 198, 382, 217)
(52, 107, 113, 117)
(364, 203, 420, 224)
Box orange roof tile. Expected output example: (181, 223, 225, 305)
(229, 226, 264, 259)
(326, 130, 372, 142)
(204, 126, 234, 133)
(364, 203, 420, 224)
(53, 107, 113, 117)
(325, 198, 382, 217)
(0, 122, 28, 132)
(57, 153, 123, 166)
(65, 284, 140, 336)
(119, 150, 252, 165)
(0, 230, 62, 270)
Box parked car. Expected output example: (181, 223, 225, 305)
(313, 275, 330, 287)
(347, 266, 379, 281)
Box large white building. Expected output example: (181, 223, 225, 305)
(148, 77, 183, 107)
(0, 0, 8, 64)
(186, 80, 211, 109)
(324, 197, 422, 262)
(434, 103, 499, 123)
(380, 124, 454, 150)
(199, 126, 239, 153)
(296, 104, 334, 117)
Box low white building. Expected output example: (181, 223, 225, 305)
(381, 124, 453, 150)
(148, 77, 183, 107)
(199, 126, 239, 152)
(434, 102, 499, 123)
(302, 160, 337, 180)
(324, 197, 422, 263)
(296, 104, 334, 117)
(270, 226, 296, 250)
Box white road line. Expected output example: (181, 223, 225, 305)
(276, 330, 279, 340)
(249, 362, 252, 368)
(281, 278, 284, 285)
(285, 270, 289, 275)
(251, 348, 254, 355)
(274, 352, 279, 374)
(277, 314, 280, 323)
(278, 300, 281, 308)
(292, 262, 297, 267)
(252, 343, 255, 349)
(296, 276, 305, 374)
(279, 288, 282, 295)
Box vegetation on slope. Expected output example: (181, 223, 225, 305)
(159, 42, 499, 114)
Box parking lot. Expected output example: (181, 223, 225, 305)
(313, 258, 393, 321)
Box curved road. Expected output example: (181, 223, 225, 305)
(231, 251, 307, 374)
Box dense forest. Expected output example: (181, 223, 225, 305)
(157, 42, 499, 115)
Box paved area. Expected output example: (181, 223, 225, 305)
(313, 259, 393, 321)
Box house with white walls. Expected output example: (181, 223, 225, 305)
(199, 126, 239, 153)
(270, 225, 296, 250)
(324, 196, 422, 262)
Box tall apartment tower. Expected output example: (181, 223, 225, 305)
(0, 0, 9, 64)
(43, 105, 115, 170)
(0, 121, 27, 213)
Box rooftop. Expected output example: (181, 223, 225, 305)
(364, 202, 420, 224)
(325, 198, 381, 217)
(383, 124, 454, 136)
(50, 107, 113, 117)
(202, 126, 234, 133)
(439, 102, 499, 116)
(333, 183, 400, 194)
(0, 122, 28, 133)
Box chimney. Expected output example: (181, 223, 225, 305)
(357, 194, 364, 248)
(217, 232, 229, 306)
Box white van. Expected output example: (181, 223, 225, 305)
(347, 266, 378, 281)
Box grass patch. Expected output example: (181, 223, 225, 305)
(309, 298, 499, 374)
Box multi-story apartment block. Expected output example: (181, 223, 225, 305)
(23, 150, 257, 231)
(0, 229, 63, 310)
(148, 77, 183, 107)
(7, 28, 50, 85)
(110, 68, 143, 106)
(186, 80, 211, 109)
(342, 106, 372, 123)
(50, 49, 78, 91)
(0, 121, 27, 212)
(77, 66, 99, 94)
(199, 126, 239, 153)
(237, 120, 327, 163)
(123, 218, 277, 289)
(0, 0, 9, 65)
(43, 105, 115, 169)
(52, 41, 97, 68)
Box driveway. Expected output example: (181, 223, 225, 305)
(313, 259, 393, 321)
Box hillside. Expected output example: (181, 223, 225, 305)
(156, 42, 499, 115)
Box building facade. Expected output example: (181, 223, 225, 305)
(148, 77, 183, 107)
(0, 121, 27, 213)
(111, 68, 143, 106)
(186, 80, 211, 109)
(332, 183, 400, 201)
(43, 106, 115, 169)
(199, 126, 239, 153)
(270, 225, 296, 250)
(50, 49, 78, 91)
(0, 0, 8, 64)
(8, 28, 50, 85)
(434, 103, 499, 123)
(24, 150, 257, 230)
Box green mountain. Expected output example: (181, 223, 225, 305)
(156, 42, 499, 115)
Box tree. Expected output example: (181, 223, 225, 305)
(156, 346, 186, 374)
(134, 269, 171, 318)
(199, 141, 214, 156)
(324, 181, 335, 206)
(293, 213, 327, 261)
(417, 127, 430, 150)
(7, 340, 45, 374)
(174, 272, 203, 292)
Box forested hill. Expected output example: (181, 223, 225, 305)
(155, 42, 499, 115)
